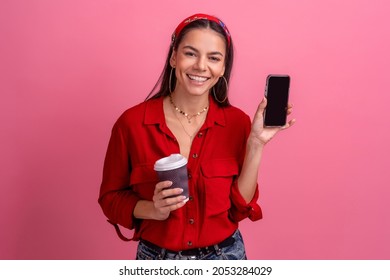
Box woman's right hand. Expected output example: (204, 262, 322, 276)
(152, 181, 188, 220)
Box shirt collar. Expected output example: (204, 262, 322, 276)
(144, 95, 226, 128)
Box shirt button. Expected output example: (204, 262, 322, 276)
(189, 196, 194, 201)
(192, 153, 198, 158)
(198, 132, 203, 138)
(188, 173, 192, 179)
(187, 241, 193, 247)
(189, 219, 194, 224)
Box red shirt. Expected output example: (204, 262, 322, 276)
(99, 96, 262, 251)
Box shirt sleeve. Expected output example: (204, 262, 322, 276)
(229, 180, 262, 222)
(228, 112, 263, 222)
(98, 118, 141, 230)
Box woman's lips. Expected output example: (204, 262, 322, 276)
(187, 74, 209, 83)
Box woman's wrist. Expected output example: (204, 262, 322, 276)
(134, 200, 157, 220)
(247, 134, 266, 151)
(134, 200, 168, 221)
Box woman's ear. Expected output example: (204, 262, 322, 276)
(170, 50, 177, 67)
(220, 65, 226, 77)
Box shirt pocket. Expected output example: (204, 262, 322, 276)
(200, 158, 239, 217)
(129, 163, 158, 200)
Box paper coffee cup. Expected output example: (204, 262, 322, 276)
(154, 154, 189, 199)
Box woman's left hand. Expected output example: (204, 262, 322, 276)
(249, 98, 295, 145)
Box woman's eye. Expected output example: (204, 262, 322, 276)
(185, 52, 196, 57)
(209, 56, 221, 62)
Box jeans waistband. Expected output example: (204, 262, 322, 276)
(140, 233, 236, 257)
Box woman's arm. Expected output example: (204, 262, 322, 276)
(237, 98, 295, 203)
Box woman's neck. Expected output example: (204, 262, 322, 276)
(169, 91, 209, 115)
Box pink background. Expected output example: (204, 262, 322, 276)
(1, 0, 389, 259)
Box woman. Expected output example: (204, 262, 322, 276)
(99, 13, 295, 260)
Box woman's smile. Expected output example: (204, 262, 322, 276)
(170, 28, 226, 97)
(187, 74, 210, 84)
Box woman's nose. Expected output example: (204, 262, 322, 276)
(194, 56, 207, 71)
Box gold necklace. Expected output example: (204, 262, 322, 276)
(171, 104, 205, 143)
(169, 94, 208, 123)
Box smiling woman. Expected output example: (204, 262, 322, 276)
(170, 29, 226, 101)
(98, 13, 294, 260)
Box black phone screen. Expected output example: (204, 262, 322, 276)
(264, 75, 290, 127)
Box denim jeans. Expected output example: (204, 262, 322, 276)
(136, 229, 247, 260)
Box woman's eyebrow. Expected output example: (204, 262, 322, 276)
(183, 45, 224, 57)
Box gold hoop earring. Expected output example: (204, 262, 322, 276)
(169, 67, 175, 94)
(213, 76, 229, 103)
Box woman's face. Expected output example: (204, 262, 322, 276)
(170, 28, 226, 97)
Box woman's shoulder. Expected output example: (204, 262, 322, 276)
(120, 100, 147, 118)
(219, 104, 252, 138)
(119, 97, 161, 121)
(114, 97, 162, 128)
(223, 104, 251, 123)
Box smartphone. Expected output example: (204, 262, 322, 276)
(263, 74, 290, 127)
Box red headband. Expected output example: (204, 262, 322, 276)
(172, 13, 231, 47)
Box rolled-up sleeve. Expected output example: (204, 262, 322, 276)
(98, 119, 141, 230)
(228, 112, 262, 222)
(229, 180, 262, 222)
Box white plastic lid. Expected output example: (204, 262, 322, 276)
(154, 154, 188, 171)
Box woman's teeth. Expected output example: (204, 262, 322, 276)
(188, 75, 208, 82)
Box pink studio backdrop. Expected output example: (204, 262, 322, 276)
(1, 0, 389, 259)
